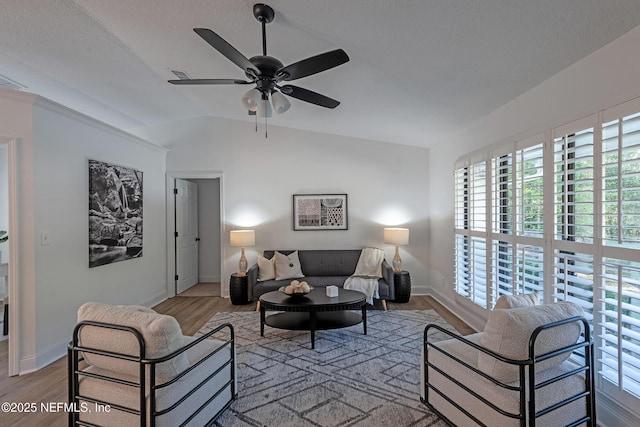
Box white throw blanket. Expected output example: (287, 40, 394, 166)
(344, 248, 384, 304)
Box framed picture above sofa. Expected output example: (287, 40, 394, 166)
(292, 194, 348, 230)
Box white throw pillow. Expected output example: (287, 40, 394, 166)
(274, 251, 305, 280)
(257, 255, 276, 281)
(353, 247, 384, 278)
(494, 293, 539, 310)
(478, 301, 583, 383)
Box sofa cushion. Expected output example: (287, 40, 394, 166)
(77, 302, 189, 381)
(257, 255, 276, 281)
(494, 293, 539, 309)
(275, 250, 305, 280)
(478, 302, 583, 383)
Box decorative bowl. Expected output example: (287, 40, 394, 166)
(279, 285, 313, 297)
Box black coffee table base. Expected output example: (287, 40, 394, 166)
(259, 289, 367, 349)
(262, 310, 366, 349)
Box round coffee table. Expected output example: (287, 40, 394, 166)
(259, 288, 367, 349)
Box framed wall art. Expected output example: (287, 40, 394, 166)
(88, 159, 143, 267)
(292, 194, 348, 230)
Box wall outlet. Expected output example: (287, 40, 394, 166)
(41, 231, 50, 245)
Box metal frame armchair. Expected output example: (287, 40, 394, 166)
(68, 302, 236, 427)
(421, 302, 596, 426)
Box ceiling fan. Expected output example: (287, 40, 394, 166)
(168, 3, 349, 118)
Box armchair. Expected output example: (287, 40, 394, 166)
(68, 302, 236, 426)
(421, 302, 596, 426)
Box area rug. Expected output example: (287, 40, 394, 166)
(197, 310, 455, 427)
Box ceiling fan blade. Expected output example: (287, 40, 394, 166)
(277, 49, 349, 81)
(193, 28, 260, 76)
(279, 85, 340, 109)
(168, 79, 252, 85)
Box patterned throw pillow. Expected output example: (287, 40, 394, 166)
(274, 251, 305, 280)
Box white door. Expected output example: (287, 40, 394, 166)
(175, 179, 199, 294)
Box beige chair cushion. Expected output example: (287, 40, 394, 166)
(77, 302, 189, 381)
(494, 293, 539, 309)
(478, 302, 583, 383)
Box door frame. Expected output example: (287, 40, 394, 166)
(1, 137, 19, 375)
(165, 171, 224, 298)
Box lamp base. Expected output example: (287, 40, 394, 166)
(238, 247, 248, 276)
(392, 245, 403, 273)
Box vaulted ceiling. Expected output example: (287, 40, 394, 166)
(2, 1, 640, 147)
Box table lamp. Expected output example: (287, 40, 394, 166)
(230, 230, 255, 276)
(384, 228, 409, 273)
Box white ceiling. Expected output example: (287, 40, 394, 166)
(2, 0, 640, 148)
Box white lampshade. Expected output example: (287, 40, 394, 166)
(230, 230, 255, 247)
(271, 91, 291, 114)
(241, 88, 261, 111)
(384, 228, 409, 246)
(256, 96, 272, 118)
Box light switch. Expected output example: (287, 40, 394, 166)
(41, 231, 50, 245)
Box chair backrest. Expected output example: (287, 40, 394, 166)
(478, 301, 584, 382)
(76, 302, 189, 381)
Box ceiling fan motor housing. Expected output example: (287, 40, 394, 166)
(248, 55, 285, 92)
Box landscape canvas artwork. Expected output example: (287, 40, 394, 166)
(88, 159, 143, 267)
(293, 194, 348, 230)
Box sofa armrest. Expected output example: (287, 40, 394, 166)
(382, 260, 395, 300)
(247, 263, 259, 301)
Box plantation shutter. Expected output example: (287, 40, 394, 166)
(602, 112, 640, 247)
(516, 144, 544, 237)
(553, 126, 595, 243)
(600, 258, 640, 399)
(599, 100, 640, 401)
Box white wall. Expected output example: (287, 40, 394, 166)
(0, 88, 168, 373)
(428, 24, 640, 427)
(165, 117, 430, 297)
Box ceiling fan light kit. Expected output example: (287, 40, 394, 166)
(168, 3, 349, 136)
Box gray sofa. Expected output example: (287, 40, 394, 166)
(247, 249, 395, 308)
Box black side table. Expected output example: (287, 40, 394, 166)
(229, 273, 250, 305)
(394, 271, 411, 303)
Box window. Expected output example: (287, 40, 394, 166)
(455, 137, 544, 309)
(454, 97, 640, 408)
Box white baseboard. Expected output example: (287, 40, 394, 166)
(18, 337, 67, 375)
(597, 392, 640, 427)
(411, 284, 429, 295)
(139, 290, 169, 308)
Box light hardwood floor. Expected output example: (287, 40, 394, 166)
(0, 295, 473, 427)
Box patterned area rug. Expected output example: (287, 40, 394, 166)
(197, 310, 455, 427)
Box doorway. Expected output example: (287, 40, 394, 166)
(0, 137, 18, 376)
(0, 143, 8, 341)
(166, 173, 223, 298)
